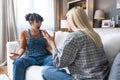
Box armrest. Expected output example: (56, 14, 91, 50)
(7, 41, 19, 54)
(6, 41, 19, 80)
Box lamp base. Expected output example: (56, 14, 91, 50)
(95, 20, 102, 28)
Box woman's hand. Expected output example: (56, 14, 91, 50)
(9, 53, 20, 60)
(46, 44, 53, 53)
(42, 30, 56, 51)
(42, 30, 55, 43)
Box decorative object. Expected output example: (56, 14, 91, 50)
(116, 15, 119, 24)
(60, 20, 67, 28)
(60, 20, 68, 31)
(67, 0, 86, 10)
(110, 21, 115, 27)
(115, 15, 120, 27)
(102, 20, 115, 28)
(117, 0, 120, 9)
(94, 10, 105, 28)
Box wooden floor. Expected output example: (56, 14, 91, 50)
(0, 66, 10, 80)
(0, 66, 7, 74)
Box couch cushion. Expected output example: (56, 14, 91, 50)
(55, 31, 69, 48)
(101, 33, 120, 65)
(26, 66, 44, 80)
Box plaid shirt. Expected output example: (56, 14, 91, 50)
(53, 30, 109, 80)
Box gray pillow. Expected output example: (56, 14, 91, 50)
(108, 52, 120, 80)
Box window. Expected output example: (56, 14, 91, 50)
(14, 0, 55, 35)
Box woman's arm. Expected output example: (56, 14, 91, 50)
(10, 48, 25, 60)
(10, 30, 27, 60)
(45, 39, 53, 54)
(53, 35, 79, 68)
(17, 48, 25, 56)
(42, 30, 56, 53)
(18, 30, 27, 56)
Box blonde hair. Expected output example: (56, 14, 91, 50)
(67, 6, 102, 47)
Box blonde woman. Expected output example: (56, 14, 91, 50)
(42, 7, 109, 80)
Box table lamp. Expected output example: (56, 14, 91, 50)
(94, 10, 105, 28)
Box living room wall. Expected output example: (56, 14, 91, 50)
(94, 0, 120, 20)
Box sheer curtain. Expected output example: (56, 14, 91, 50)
(15, 0, 58, 35)
(0, 0, 18, 66)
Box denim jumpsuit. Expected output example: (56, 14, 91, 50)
(13, 29, 53, 80)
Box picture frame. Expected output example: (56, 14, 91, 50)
(67, 0, 86, 10)
(102, 20, 115, 28)
(117, 0, 120, 9)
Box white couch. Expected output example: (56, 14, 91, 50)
(7, 28, 120, 80)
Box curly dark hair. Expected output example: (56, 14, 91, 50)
(25, 13, 44, 23)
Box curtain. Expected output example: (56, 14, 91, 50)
(0, 0, 18, 66)
(54, 0, 60, 31)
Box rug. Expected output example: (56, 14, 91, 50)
(0, 74, 9, 80)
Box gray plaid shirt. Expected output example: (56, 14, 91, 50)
(53, 30, 109, 80)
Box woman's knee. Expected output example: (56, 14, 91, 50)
(41, 66, 53, 75)
(41, 66, 72, 80)
(13, 58, 24, 67)
(43, 56, 53, 66)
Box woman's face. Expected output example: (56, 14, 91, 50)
(30, 20, 42, 29)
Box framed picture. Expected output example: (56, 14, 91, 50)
(102, 20, 115, 28)
(117, 0, 120, 9)
(67, 0, 86, 10)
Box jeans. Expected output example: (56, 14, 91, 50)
(42, 66, 72, 80)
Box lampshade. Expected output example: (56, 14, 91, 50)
(60, 20, 67, 28)
(94, 10, 105, 20)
